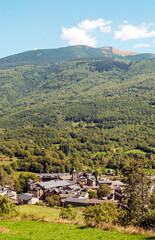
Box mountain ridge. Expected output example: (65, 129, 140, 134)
(0, 45, 154, 68)
(100, 46, 140, 57)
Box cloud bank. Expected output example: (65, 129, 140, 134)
(61, 27, 97, 46)
(115, 24, 155, 41)
(61, 19, 155, 51)
(78, 18, 112, 32)
(61, 18, 112, 47)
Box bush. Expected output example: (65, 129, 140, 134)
(139, 210, 155, 230)
(97, 184, 111, 198)
(0, 195, 16, 215)
(45, 195, 60, 207)
(59, 205, 77, 220)
(83, 203, 119, 227)
(88, 190, 98, 199)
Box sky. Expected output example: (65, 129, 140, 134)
(0, 0, 155, 58)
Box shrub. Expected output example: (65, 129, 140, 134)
(88, 190, 98, 199)
(0, 195, 16, 215)
(45, 195, 60, 207)
(139, 210, 155, 230)
(83, 202, 119, 227)
(59, 205, 77, 220)
(97, 184, 111, 198)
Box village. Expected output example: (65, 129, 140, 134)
(0, 169, 127, 207)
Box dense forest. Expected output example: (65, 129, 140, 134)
(0, 51, 154, 176)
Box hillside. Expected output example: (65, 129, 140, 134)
(0, 52, 154, 174)
(0, 220, 148, 240)
(0, 45, 154, 68)
(0, 57, 154, 128)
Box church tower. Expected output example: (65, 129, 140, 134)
(72, 169, 77, 182)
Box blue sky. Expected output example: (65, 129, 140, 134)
(0, 0, 155, 58)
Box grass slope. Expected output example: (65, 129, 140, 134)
(0, 220, 149, 240)
(17, 205, 60, 219)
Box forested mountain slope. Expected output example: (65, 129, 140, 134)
(0, 53, 154, 173)
(0, 58, 154, 129)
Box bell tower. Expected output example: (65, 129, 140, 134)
(72, 169, 77, 182)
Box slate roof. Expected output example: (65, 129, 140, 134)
(87, 199, 105, 204)
(64, 197, 86, 204)
(38, 180, 72, 190)
(59, 194, 75, 199)
(36, 173, 70, 178)
(98, 180, 113, 184)
(64, 198, 106, 205)
(18, 193, 34, 201)
(68, 185, 81, 190)
(111, 181, 125, 186)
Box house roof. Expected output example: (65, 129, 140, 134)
(64, 197, 107, 205)
(68, 185, 81, 190)
(59, 194, 75, 199)
(86, 199, 105, 204)
(45, 188, 59, 193)
(77, 191, 88, 198)
(111, 181, 125, 186)
(36, 173, 70, 178)
(59, 175, 71, 180)
(18, 193, 34, 201)
(38, 180, 72, 190)
(64, 197, 86, 204)
(98, 180, 113, 184)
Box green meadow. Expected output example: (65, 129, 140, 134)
(17, 205, 61, 220)
(0, 220, 149, 240)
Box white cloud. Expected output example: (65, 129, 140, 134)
(115, 24, 155, 41)
(33, 48, 37, 50)
(134, 43, 150, 48)
(61, 27, 97, 47)
(61, 18, 112, 47)
(78, 18, 112, 32)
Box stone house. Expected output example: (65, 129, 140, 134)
(17, 193, 39, 205)
(0, 186, 17, 201)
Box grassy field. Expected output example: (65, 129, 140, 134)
(17, 205, 61, 219)
(0, 220, 150, 240)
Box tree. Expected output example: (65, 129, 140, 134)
(0, 196, 16, 215)
(0, 168, 11, 186)
(83, 203, 120, 227)
(14, 179, 21, 193)
(45, 195, 60, 207)
(88, 190, 98, 199)
(97, 184, 111, 198)
(59, 205, 77, 220)
(121, 158, 153, 226)
(18, 172, 39, 192)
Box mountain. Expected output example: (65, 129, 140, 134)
(0, 56, 154, 130)
(0, 45, 154, 68)
(101, 46, 140, 57)
(0, 49, 154, 174)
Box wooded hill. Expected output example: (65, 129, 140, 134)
(0, 46, 154, 173)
